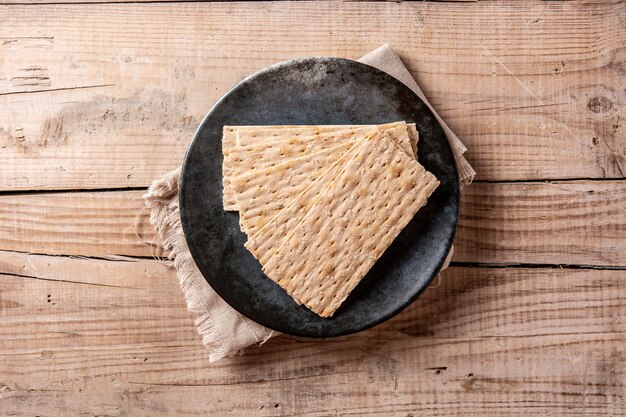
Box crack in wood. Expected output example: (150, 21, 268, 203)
(0, 270, 135, 288)
(125, 370, 364, 387)
(0, 84, 114, 96)
(0, 186, 148, 196)
(449, 261, 626, 271)
(0, 248, 149, 263)
(474, 177, 626, 184)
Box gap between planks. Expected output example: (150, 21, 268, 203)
(1, 176, 626, 196)
(1, 246, 625, 272)
(0, 181, 624, 266)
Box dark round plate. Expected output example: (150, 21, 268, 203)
(180, 57, 459, 338)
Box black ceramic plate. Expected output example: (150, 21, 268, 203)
(180, 57, 459, 338)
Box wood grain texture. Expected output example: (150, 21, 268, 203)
(1, 0, 624, 191)
(454, 180, 626, 266)
(0, 253, 624, 416)
(0, 190, 159, 258)
(1, 1, 625, 415)
(0, 181, 623, 266)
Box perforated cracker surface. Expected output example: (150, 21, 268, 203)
(262, 130, 439, 317)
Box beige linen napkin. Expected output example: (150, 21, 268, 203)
(144, 44, 475, 363)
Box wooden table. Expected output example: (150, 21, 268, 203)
(1, 1, 625, 415)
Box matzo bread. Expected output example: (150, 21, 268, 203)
(224, 127, 391, 210)
(261, 129, 439, 317)
(223, 125, 383, 210)
(230, 125, 414, 236)
(232, 122, 416, 153)
(244, 140, 361, 265)
(222, 122, 416, 210)
(231, 142, 354, 236)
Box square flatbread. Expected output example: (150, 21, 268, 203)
(261, 129, 439, 317)
(222, 122, 416, 210)
(230, 124, 414, 236)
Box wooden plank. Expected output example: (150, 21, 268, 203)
(0, 180, 624, 265)
(0, 190, 159, 258)
(0, 254, 624, 415)
(1, 1, 624, 191)
(454, 180, 626, 266)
